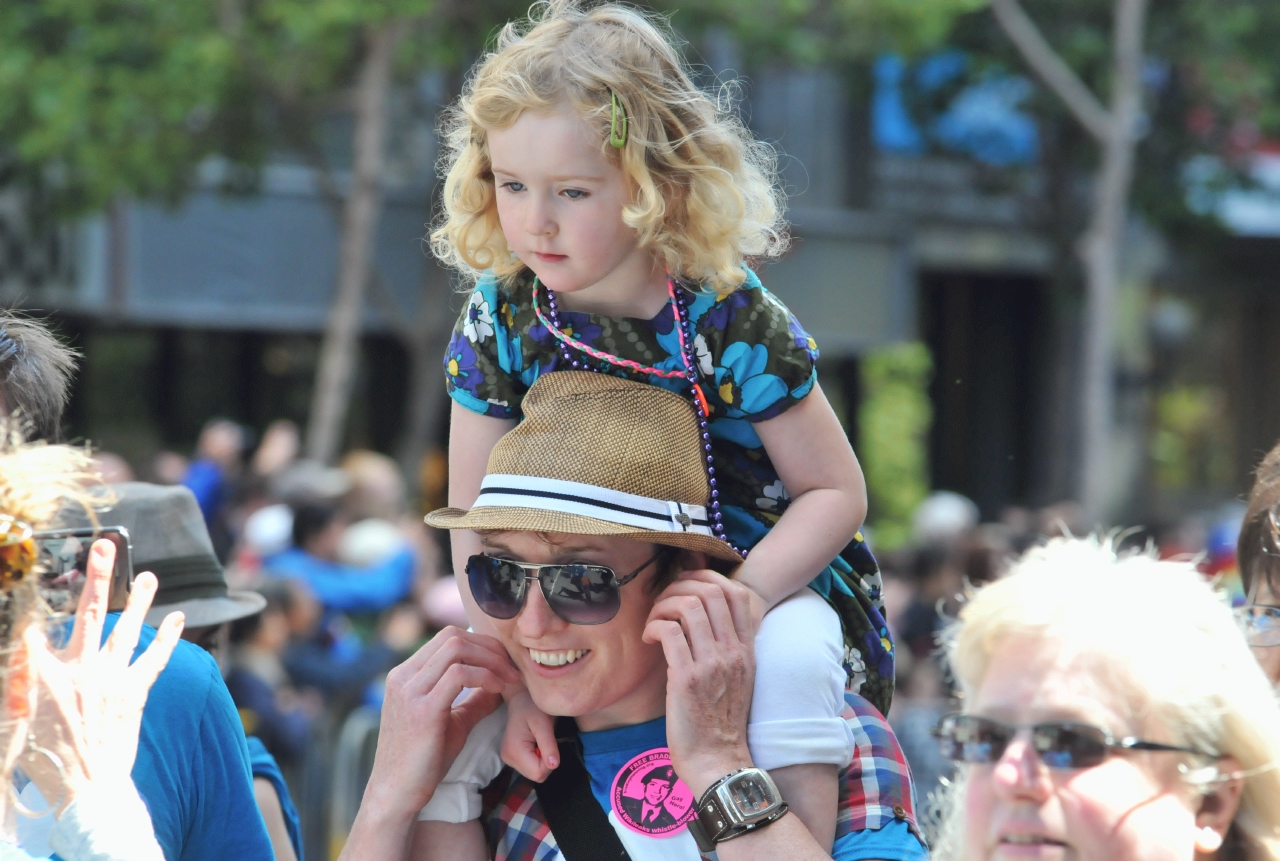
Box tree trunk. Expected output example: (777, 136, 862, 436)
(395, 290, 455, 481)
(305, 21, 404, 464)
(991, 0, 1148, 523)
(1077, 0, 1147, 522)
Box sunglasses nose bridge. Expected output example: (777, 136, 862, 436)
(516, 569, 572, 633)
(997, 728, 1042, 767)
(991, 728, 1054, 795)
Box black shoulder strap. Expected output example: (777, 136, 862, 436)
(537, 717, 632, 861)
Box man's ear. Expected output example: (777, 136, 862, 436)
(1193, 756, 1245, 856)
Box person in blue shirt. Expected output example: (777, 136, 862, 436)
(181, 419, 247, 562)
(111, 614, 276, 861)
(264, 502, 414, 615)
(72, 482, 284, 861)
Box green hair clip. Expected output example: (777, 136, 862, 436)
(610, 90, 628, 148)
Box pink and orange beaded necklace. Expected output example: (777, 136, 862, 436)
(533, 276, 746, 558)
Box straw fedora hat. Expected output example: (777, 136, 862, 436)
(426, 371, 741, 562)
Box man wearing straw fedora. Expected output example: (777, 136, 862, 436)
(338, 372, 925, 861)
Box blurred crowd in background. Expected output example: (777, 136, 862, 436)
(93, 410, 1256, 849)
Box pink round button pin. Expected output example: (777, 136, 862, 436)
(610, 748, 696, 837)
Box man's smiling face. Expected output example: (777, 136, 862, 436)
(479, 531, 672, 731)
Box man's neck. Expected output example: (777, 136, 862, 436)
(574, 661, 667, 732)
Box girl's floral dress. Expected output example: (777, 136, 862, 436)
(445, 267, 895, 714)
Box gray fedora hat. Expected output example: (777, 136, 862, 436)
(74, 483, 266, 628)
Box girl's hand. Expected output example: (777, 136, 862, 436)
(23, 540, 184, 812)
(642, 569, 760, 798)
(499, 685, 559, 781)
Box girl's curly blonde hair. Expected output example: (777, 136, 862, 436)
(430, 0, 788, 295)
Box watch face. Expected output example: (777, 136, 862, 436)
(725, 772, 777, 816)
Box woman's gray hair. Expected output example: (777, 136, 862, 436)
(931, 536, 1280, 860)
(0, 312, 79, 442)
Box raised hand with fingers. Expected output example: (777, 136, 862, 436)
(21, 539, 185, 814)
(642, 569, 760, 799)
(339, 626, 521, 860)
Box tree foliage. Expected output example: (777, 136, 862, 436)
(0, 0, 251, 220)
(670, 0, 985, 65)
(937, 0, 1280, 241)
(859, 342, 933, 550)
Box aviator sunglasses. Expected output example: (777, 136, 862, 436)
(933, 713, 1216, 770)
(1236, 604, 1280, 647)
(467, 548, 668, 625)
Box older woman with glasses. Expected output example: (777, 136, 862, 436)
(930, 537, 1280, 861)
(1236, 440, 1280, 685)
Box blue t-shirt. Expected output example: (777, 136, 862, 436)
(247, 736, 304, 861)
(181, 460, 225, 524)
(577, 717, 926, 861)
(264, 547, 414, 614)
(110, 615, 274, 861)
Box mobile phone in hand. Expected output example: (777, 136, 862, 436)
(32, 526, 133, 615)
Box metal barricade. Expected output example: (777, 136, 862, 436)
(326, 705, 382, 859)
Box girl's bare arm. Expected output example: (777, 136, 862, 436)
(733, 383, 866, 608)
(448, 401, 519, 632)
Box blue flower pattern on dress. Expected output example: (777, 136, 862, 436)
(705, 288, 751, 331)
(789, 315, 819, 362)
(444, 333, 483, 397)
(530, 307, 601, 348)
(714, 342, 790, 419)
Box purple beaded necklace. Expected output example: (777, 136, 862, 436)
(538, 278, 747, 559)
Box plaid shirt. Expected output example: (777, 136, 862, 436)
(835, 694, 923, 843)
(482, 694, 923, 860)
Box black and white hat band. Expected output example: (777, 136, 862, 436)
(474, 474, 713, 536)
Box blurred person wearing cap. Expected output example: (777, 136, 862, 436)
(0, 310, 78, 442)
(226, 580, 319, 768)
(67, 483, 282, 861)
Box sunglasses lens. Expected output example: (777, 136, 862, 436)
(1033, 724, 1109, 769)
(1237, 606, 1280, 647)
(936, 715, 1010, 764)
(467, 556, 525, 620)
(541, 565, 622, 625)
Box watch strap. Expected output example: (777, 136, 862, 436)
(688, 793, 729, 853)
(688, 768, 788, 852)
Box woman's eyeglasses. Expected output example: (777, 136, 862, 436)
(466, 549, 668, 625)
(932, 713, 1216, 770)
(1235, 605, 1280, 647)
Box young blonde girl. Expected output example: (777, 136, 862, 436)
(428, 0, 896, 847)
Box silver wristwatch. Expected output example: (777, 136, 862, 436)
(686, 767, 789, 852)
